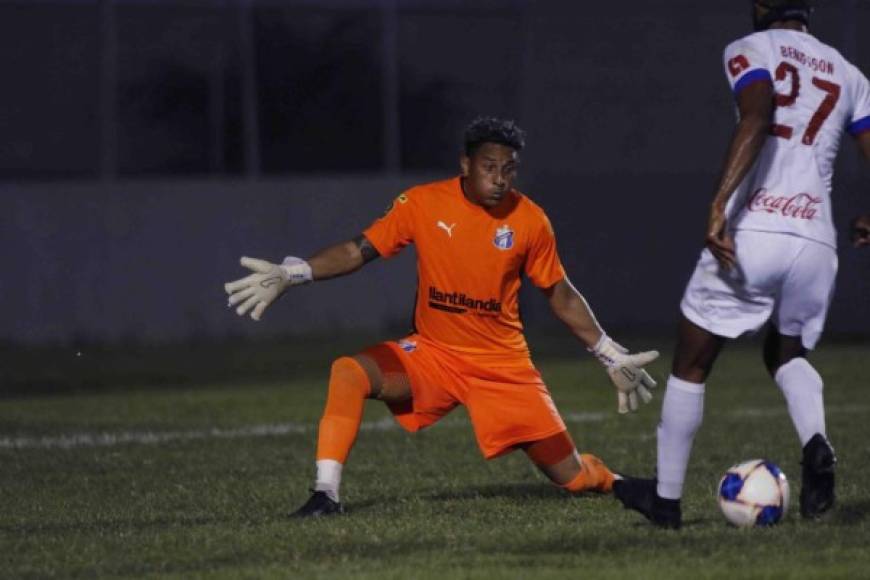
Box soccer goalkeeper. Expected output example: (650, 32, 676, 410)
(225, 117, 659, 518)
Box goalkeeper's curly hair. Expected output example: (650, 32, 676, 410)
(463, 116, 526, 156)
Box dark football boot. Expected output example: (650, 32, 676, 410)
(800, 433, 836, 519)
(290, 490, 344, 519)
(614, 477, 682, 529)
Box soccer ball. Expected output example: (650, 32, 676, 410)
(717, 459, 790, 527)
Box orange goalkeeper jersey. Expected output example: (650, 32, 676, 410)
(363, 177, 565, 365)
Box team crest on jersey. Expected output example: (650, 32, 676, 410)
(493, 224, 514, 251)
(398, 339, 417, 352)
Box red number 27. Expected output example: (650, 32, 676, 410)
(770, 61, 840, 146)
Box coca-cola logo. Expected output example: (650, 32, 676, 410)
(746, 188, 822, 220)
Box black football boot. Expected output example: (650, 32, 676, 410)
(800, 433, 836, 519)
(290, 490, 344, 519)
(614, 477, 682, 529)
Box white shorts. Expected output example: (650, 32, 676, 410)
(680, 231, 837, 349)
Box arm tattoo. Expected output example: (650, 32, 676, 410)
(354, 234, 380, 264)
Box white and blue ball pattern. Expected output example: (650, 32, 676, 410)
(717, 459, 790, 527)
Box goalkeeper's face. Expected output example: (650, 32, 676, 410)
(460, 142, 519, 208)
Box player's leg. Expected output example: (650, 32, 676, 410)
(615, 315, 725, 529)
(764, 312, 827, 451)
(521, 431, 615, 493)
(766, 328, 836, 518)
(462, 367, 616, 493)
(292, 351, 411, 518)
(762, 324, 806, 376)
(657, 315, 726, 500)
(617, 236, 788, 528)
(295, 337, 457, 518)
(770, 238, 837, 519)
(672, 314, 727, 383)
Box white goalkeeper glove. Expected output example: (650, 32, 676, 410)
(589, 335, 659, 414)
(224, 256, 312, 321)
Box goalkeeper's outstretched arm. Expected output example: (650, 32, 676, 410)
(543, 277, 659, 414)
(308, 235, 380, 280)
(224, 234, 380, 321)
(543, 277, 604, 348)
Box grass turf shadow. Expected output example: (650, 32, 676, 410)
(828, 498, 870, 526)
(0, 514, 238, 536)
(421, 482, 568, 502)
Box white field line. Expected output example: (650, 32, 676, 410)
(0, 417, 397, 451)
(1, 405, 866, 451)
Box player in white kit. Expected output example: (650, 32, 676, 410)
(615, 0, 870, 528)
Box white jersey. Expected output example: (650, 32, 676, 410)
(722, 29, 870, 249)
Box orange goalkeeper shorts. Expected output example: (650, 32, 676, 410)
(364, 334, 567, 460)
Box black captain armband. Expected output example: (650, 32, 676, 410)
(354, 235, 381, 264)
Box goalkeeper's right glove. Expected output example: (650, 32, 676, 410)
(224, 256, 312, 321)
(589, 335, 659, 414)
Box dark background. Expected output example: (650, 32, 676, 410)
(1, 0, 868, 347)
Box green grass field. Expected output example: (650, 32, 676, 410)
(2, 338, 869, 579)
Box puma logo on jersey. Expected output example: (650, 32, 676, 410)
(437, 221, 456, 237)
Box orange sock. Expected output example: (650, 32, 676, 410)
(523, 431, 576, 466)
(561, 454, 616, 494)
(315, 357, 372, 463)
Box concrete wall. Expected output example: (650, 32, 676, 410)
(2, 178, 422, 344)
(1, 0, 868, 345)
(3, 170, 868, 345)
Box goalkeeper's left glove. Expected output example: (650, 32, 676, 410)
(589, 335, 659, 414)
(224, 256, 312, 321)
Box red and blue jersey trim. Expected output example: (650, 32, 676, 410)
(847, 115, 870, 136)
(733, 69, 772, 96)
